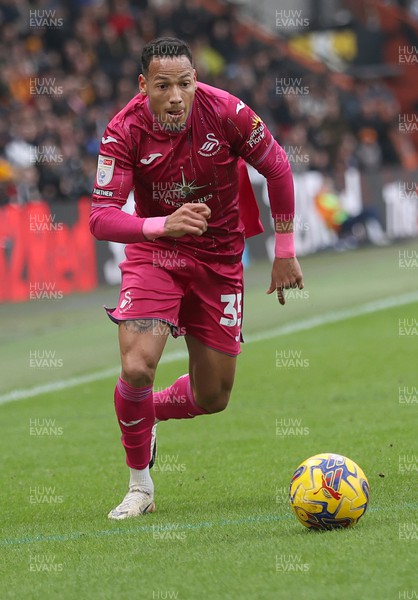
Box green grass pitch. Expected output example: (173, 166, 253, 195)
(0, 242, 417, 600)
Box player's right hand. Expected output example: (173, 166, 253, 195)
(164, 203, 211, 238)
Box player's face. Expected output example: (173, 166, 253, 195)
(139, 56, 197, 130)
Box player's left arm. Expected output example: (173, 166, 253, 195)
(225, 98, 303, 305)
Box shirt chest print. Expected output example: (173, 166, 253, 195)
(152, 168, 212, 207)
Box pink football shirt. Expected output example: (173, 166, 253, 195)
(90, 82, 294, 262)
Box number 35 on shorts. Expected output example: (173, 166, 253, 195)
(220, 293, 242, 327)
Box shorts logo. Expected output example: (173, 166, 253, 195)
(198, 133, 221, 157)
(96, 155, 115, 186)
(119, 290, 132, 312)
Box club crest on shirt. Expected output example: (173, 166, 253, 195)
(96, 155, 115, 187)
(198, 132, 222, 157)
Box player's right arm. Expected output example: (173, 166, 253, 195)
(89, 122, 210, 243)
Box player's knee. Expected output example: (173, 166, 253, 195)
(196, 388, 231, 414)
(121, 357, 155, 388)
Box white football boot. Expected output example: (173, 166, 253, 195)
(108, 487, 155, 520)
(108, 423, 158, 520)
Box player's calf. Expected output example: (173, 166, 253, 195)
(194, 387, 232, 414)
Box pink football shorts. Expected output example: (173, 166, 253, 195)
(106, 242, 244, 356)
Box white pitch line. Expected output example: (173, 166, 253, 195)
(1, 291, 417, 407)
(246, 290, 418, 343)
(0, 350, 188, 406)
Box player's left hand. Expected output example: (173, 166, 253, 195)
(266, 257, 304, 305)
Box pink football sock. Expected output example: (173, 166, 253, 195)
(154, 374, 208, 421)
(114, 377, 155, 470)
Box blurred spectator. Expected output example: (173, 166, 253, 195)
(0, 158, 16, 205)
(0, 0, 412, 204)
(315, 177, 388, 249)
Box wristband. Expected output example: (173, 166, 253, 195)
(142, 216, 167, 241)
(275, 232, 295, 258)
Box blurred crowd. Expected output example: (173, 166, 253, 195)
(0, 0, 415, 204)
(390, 0, 418, 19)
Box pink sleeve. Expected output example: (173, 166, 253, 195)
(90, 119, 148, 243)
(260, 143, 295, 222)
(225, 97, 294, 221)
(89, 205, 147, 243)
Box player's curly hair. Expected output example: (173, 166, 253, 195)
(141, 37, 193, 75)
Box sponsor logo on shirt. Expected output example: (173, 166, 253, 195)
(96, 155, 115, 186)
(246, 115, 265, 148)
(198, 133, 221, 157)
(152, 169, 212, 207)
(93, 187, 114, 197)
